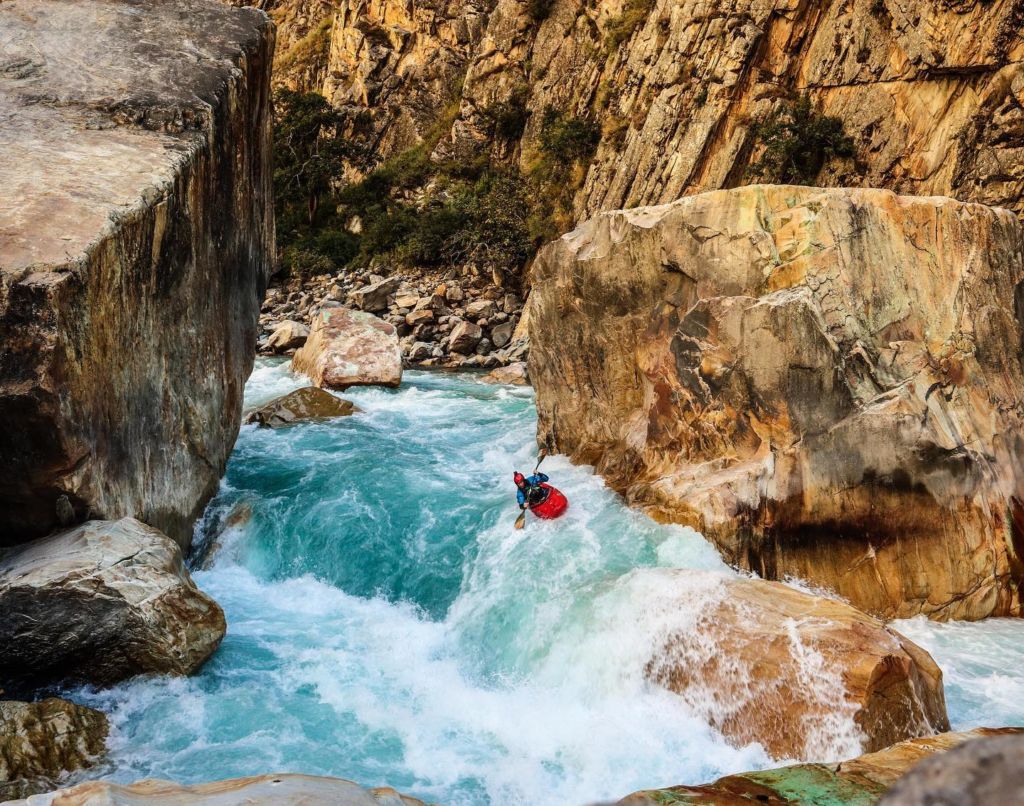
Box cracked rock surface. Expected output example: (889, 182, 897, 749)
(530, 184, 1024, 621)
(0, 518, 225, 689)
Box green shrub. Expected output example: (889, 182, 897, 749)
(538, 107, 601, 167)
(748, 95, 855, 185)
(527, 0, 555, 23)
(483, 87, 530, 141)
(604, 0, 656, 51)
(281, 247, 335, 279)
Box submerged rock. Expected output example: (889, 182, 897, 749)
(245, 387, 359, 428)
(0, 698, 108, 801)
(530, 186, 1024, 621)
(0, 0, 274, 548)
(0, 518, 225, 688)
(639, 570, 948, 760)
(618, 728, 1024, 805)
(3, 773, 427, 805)
(878, 731, 1024, 805)
(293, 307, 403, 389)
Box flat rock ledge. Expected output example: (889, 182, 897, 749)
(618, 728, 1024, 805)
(0, 518, 225, 688)
(3, 774, 427, 806)
(0, 699, 108, 801)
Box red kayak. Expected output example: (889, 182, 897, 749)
(529, 483, 569, 519)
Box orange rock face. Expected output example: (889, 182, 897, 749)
(530, 185, 1024, 620)
(640, 570, 948, 761)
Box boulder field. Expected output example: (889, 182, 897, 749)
(0, 518, 225, 689)
(530, 185, 1024, 621)
(0, 0, 274, 548)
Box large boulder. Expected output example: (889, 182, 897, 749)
(292, 308, 403, 389)
(245, 387, 358, 428)
(0, 518, 225, 688)
(482, 361, 529, 385)
(618, 728, 1024, 805)
(530, 186, 1024, 620)
(639, 569, 948, 760)
(0, 0, 274, 547)
(0, 699, 108, 801)
(449, 320, 483, 354)
(3, 774, 427, 806)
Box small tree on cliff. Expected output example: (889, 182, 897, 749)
(273, 90, 352, 227)
(748, 95, 855, 185)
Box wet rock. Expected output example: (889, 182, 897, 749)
(0, 699, 108, 800)
(449, 320, 483, 354)
(348, 276, 400, 312)
(266, 320, 310, 353)
(482, 361, 529, 385)
(491, 321, 514, 348)
(0, 518, 225, 688)
(641, 569, 948, 760)
(619, 728, 1024, 805)
(293, 308, 402, 390)
(530, 186, 1024, 621)
(878, 731, 1024, 805)
(244, 387, 357, 428)
(0, 774, 427, 805)
(0, 0, 274, 548)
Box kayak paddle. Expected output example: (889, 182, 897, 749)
(514, 509, 526, 530)
(515, 449, 550, 529)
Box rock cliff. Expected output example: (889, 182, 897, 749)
(0, 0, 274, 547)
(529, 185, 1024, 620)
(277, 0, 1024, 215)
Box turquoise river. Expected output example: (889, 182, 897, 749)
(70, 359, 1024, 805)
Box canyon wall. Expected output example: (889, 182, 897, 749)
(528, 185, 1024, 621)
(0, 0, 275, 546)
(279, 0, 1024, 216)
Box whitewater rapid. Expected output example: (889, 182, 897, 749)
(70, 359, 1024, 805)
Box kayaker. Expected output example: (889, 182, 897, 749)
(514, 470, 550, 509)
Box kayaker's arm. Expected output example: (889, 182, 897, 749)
(516, 489, 526, 507)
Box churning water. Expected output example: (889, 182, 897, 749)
(70, 359, 1024, 805)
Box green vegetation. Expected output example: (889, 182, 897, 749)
(526, 0, 555, 23)
(272, 89, 603, 281)
(747, 94, 855, 185)
(604, 0, 657, 51)
(483, 86, 530, 141)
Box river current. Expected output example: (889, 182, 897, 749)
(70, 359, 1024, 805)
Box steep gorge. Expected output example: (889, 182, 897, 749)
(269, 0, 1024, 219)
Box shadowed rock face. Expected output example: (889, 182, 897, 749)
(617, 728, 1024, 806)
(530, 185, 1024, 621)
(0, 773, 427, 806)
(0, 0, 275, 547)
(0, 699, 108, 801)
(0, 518, 225, 689)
